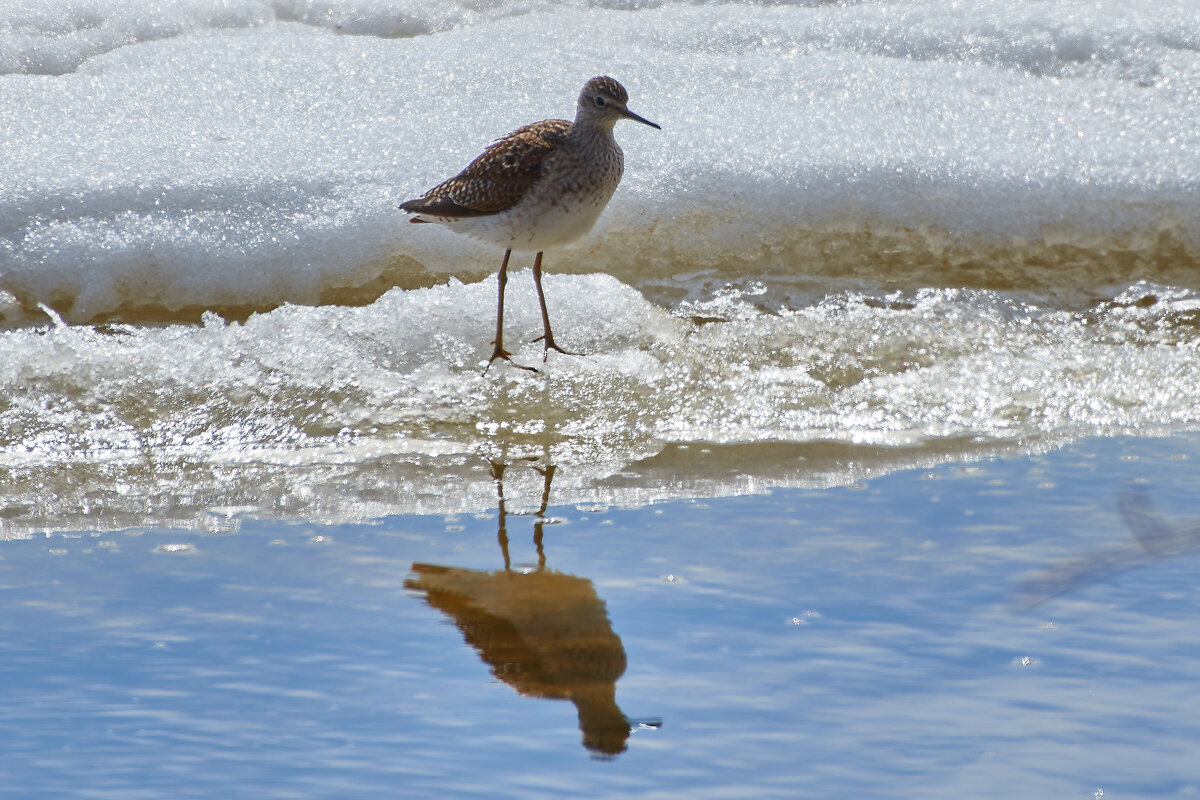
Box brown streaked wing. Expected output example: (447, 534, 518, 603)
(402, 119, 572, 218)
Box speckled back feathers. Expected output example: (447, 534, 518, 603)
(400, 119, 572, 219)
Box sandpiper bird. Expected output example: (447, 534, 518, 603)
(399, 76, 660, 373)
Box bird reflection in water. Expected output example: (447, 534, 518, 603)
(405, 461, 658, 757)
(1015, 487, 1200, 609)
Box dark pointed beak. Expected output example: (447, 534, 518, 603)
(622, 107, 661, 130)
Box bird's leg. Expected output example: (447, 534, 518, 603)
(530, 251, 581, 361)
(485, 249, 537, 374)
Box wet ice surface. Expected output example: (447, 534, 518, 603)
(3, 276, 1200, 537)
(1, 433, 1198, 799)
(4, 0, 1200, 538)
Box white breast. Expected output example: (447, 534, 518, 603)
(445, 143, 625, 252)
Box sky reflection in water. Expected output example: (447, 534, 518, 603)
(0, 434, 1198, 799)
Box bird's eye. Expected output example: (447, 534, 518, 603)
(593, 95, 607, 108)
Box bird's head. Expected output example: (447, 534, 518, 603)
(576, 76, 660, 130)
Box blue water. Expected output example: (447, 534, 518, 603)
(1, 434, 1198, 799)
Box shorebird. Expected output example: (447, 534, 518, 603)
(399, 76, 660, 373)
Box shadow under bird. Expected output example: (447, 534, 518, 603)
(400, 76, 660, 373)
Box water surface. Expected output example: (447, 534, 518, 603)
(2, 433, 1197, 799)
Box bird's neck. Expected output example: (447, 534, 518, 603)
(568, 116, 618, 147)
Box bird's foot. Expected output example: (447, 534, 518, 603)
(531, 334, 582, 361)
(484, 345, 539, 375)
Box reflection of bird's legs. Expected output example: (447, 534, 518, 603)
(532, 520, 547, 571)
(531, 252, 580, 361)
(486, 250, 538, 374)
(491, 460, 512, 570)
(492, 459, 558, 572)
(533, 464, 556, 517)
(530, 463, 556, 571)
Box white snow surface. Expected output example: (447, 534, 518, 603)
(1, 0, 1199, 320)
